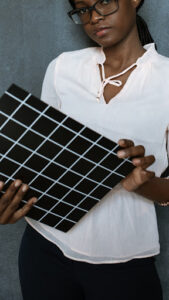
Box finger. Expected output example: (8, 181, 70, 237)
(8, 197, 38, 224)
(0, 183, 30, 222)
(118, 139, 135, 148)
(117, 145, 145, 159)
(132, 155, 155, 169)
(121, 167, 155, 192)
(0, 180, 22, 214)
(0, 181, 4, 191)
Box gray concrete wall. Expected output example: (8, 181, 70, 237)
(0, 0, 169, 299)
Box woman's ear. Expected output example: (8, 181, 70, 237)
(131, 0, 142, 9)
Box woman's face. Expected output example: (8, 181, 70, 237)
(73, 0, 141, 48)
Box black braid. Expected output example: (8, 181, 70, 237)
(137, 0, 144, 11)
(68, 0, 155, 46)
(136, 15, 154, 45)
(136, 1, 155, 46)
(69, 0, 75, 9)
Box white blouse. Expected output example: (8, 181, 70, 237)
(25, 43, 169, 264)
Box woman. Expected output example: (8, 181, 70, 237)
(0, 0, 169, 299)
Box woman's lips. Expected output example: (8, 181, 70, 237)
(95, 27, 111, 37)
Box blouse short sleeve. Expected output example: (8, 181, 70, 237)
(41, 57, 62, 110)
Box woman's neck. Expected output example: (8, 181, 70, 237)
(102, 30, 146, 72)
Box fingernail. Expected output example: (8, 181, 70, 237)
(117, 151, 125, 158)
(32, 198, 38, 204)
(133, 159, 140, 164)
(22, 184, 28, 192)
(142, 170, 147, 175)
(14, 180, 22, 188)
(0, 181, 4, 188)
(119, 139, 125, 145)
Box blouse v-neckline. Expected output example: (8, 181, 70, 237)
(95, 43, 156, 105)
(97, 62, 138, 105)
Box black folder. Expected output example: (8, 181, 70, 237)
(0, 84, 135, 232)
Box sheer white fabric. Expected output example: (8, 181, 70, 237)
(25, 43, 169, 263)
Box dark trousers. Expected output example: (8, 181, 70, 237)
(18, 223, 163, 300)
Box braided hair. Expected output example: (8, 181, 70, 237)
(69, 0, 75, 8)
(68, 0, 154, 46)
(136, 0, 154, 45)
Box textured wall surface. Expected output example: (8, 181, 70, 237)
(0, 1, 169, 299)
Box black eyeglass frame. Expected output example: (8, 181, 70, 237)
(67, 0, 119, 25)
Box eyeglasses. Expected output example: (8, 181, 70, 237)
(67, 0, 119, 25)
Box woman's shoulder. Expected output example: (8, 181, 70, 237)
(60, 46, 98, 57)
(155, 51, 169, 70)
(148, 48, 169, 83)
(50, 46, 98, 66)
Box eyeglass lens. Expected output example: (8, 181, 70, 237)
(72, 0, 118, 25)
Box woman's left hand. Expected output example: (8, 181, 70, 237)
(117, 139, 156, 192)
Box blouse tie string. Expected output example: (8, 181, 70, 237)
(97, 62, 137, 102)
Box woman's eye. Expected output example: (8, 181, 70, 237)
(100, 0, 111, 4)
(78, 8, 88, 15)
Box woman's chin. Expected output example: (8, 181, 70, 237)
(94, 39, 119, 48)
(89, 34, 120, 48)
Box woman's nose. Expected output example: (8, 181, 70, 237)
(90, 10, 104, 24)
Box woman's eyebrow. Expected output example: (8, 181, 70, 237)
(74, 1, 87, 6)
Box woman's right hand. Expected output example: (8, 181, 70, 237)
(0, 180, 37, 224)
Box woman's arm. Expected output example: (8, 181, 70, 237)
(117, 139, 169, 205)
(134, 177, 169, 205)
